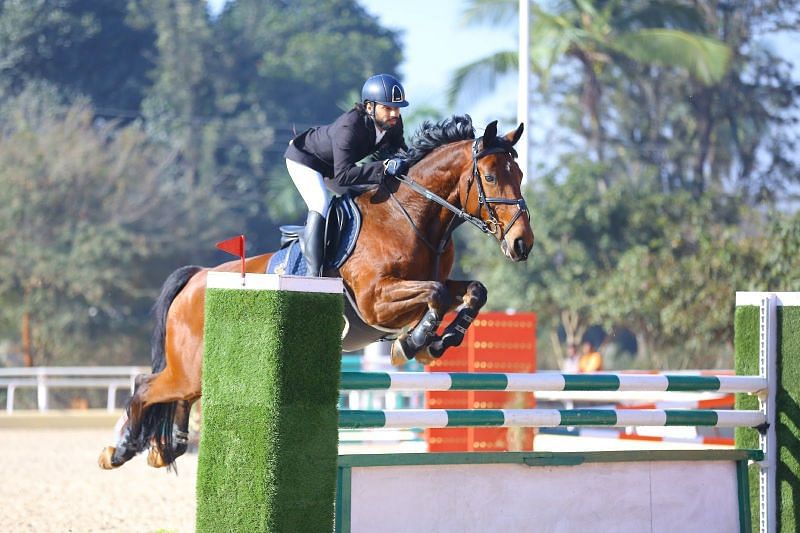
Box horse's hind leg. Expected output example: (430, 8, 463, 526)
(98, 373, 153, 469)
(146, 399, 195, 468)
(424, 280, 488, 361)
(98, 370, 200, 470)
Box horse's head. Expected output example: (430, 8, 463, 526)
(462, 121, 534, 261)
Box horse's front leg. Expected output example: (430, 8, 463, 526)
(366, 279, 451, 366)
(425, 280, 488, 360)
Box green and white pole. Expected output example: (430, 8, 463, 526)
(340, 371, 766, 393)
(338, 408, 765, 429)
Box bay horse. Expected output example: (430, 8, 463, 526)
(98, 116, 534, 470)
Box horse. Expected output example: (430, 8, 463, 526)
(98, 115, 534, 470)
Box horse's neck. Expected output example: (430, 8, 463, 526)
(395, 149, 465, 242)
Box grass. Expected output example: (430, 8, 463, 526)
(196, 288, 343, 532)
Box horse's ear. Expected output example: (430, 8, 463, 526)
(505, 123, 524, 146)
(482, 120, 498, 147)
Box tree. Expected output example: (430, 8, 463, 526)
(451, 0, 731, 165)
(454, 149, 800, 369)
(0, 88, 229, 365)
(133, 0, 404, 249)
(0, 0, 156, 112)
(457, 158, 637, 365)
(0, 1, 407, 366)
(606, 1, 800, 202)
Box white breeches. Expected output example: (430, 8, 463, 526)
(286, 158, 338, 217)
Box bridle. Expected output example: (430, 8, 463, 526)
(387, 135, 529, 278)
(467, 138, 529, 238)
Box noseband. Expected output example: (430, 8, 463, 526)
(468, 138, 529, 238)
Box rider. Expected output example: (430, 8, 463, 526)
(285, 73, 410, 276)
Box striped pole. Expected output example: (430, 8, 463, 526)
(340, 371, 766, 393)
(538, 427, 736, 447)
(338, 408, 766, 430)
(615, 395, 735, 410)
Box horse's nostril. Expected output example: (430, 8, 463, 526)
(514, 238, 528, 258)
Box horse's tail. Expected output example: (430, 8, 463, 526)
(136, 265, 202, 469)
(151, 265, 203, 372)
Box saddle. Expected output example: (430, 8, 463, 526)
(268, 195, 360, 276)
(266, 195, 401, 351)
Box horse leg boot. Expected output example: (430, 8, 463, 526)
(391, 308, 442, 365)
(428, 281, 488, 358)
(302, 210, 326, 277)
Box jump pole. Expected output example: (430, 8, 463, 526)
(196, 272, 343, 532)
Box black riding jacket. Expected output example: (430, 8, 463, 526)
(285, 106, 408, 186)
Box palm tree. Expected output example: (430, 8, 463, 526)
(450, 0, 732, 164)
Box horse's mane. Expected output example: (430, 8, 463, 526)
(404, 115, 476, 166)
(401, 115, 518, 167)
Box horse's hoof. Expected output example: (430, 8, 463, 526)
(390, 340, 412, 367)
(415, 350, 435, 366)
(98, 447, 119, 470)
(147, 446, 167, 468)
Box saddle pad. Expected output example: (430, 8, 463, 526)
(266, 240, 308, 276)
(266, 195, 362, 275)
(330, 196, 360, 268)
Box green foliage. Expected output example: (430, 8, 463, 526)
(457, 151, 800, 369)
(214, 0, 401, 125)
(0, 0, 156, 110)
(611, 28, 731, 85)
(452, 0, 732, 101)
(0, 86, 230, 364)
(450, 1, 800, 369)
(0, 1, 402, 365)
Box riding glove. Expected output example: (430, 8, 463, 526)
(384, 158, 409, 177)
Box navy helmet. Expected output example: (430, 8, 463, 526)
(361, 74, 409, 108)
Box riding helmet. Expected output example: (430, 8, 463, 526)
(361, 74, 409, 108)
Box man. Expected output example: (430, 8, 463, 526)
(285, 73, 410, 276)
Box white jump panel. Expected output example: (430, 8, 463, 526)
(346, 459, 740, 533)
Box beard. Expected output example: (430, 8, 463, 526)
(374, 115, 398, 131)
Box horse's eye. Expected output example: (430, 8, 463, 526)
(484, 174, 496, 183)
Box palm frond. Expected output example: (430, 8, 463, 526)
(447, 50, 519, 106)
(613, 29, 732, 85)
(616, 1, 707, 33)
(461, 0, 518, 27)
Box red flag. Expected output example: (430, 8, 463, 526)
(216, 235, 245, 257)
(215, 234, 246, 279)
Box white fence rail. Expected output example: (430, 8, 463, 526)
(0, 366, 148, 413)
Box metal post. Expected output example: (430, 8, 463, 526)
(759, 295, 777, 533)
(6, 384, 14, 413)
(37, 370, 47, 411)
(517, 0, 530, 181)
(107, 384, 118, 412)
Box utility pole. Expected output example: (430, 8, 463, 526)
(517, 0, 530, 182)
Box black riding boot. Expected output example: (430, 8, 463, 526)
(302, 210, 326, 277)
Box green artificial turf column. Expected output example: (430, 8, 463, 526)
(735, 292, 800, 533)
(196, 273, 344, 533)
